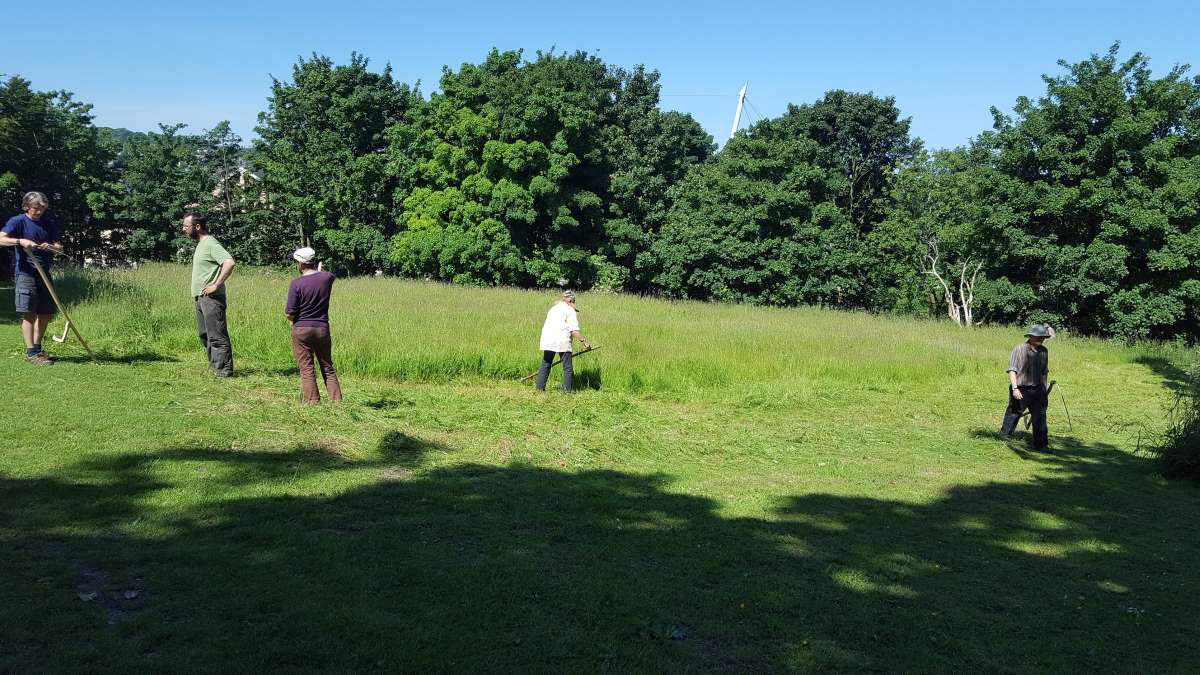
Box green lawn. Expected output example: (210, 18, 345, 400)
(1, 266, 1197, 673)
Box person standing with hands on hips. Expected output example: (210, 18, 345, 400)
(0, 191, 64, 365)
(535, 290, 592, 393)
(183, 212, 236, 377)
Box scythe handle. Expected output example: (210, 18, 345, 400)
(520, 346, 600, 382)
(24, 247, 95, 358)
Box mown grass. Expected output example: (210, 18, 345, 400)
(1, 264, 1198, 673)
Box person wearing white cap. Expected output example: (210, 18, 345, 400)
(535, 289, 592, 392)
(285, 247, 342, 402)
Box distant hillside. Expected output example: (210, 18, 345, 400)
(97, 126, 145, 145)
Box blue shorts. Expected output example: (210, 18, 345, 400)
(14, 273, 57, 315)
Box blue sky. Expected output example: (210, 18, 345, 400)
(8, 1, 1198, 149)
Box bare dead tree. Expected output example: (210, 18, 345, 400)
(956, 256, 984, 325)
(920, 232, 983, 326)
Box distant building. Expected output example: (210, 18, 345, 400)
(212, 165, 266, 202)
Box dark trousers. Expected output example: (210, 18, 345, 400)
(291, 325, 342, 403)
(194, 294, 233, 376)
(1001, 384, 1048, 449)
(535, 350, 573, 392)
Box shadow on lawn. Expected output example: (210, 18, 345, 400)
(1135, 355, 1196, 395)
(0, 281, 14, 326)
(2, 437, 1198, 673)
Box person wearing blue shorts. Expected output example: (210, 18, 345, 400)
(0, 191, 64, 364)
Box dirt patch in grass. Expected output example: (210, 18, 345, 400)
(75, 562, 149, 626)
(379, 466, 414, 481)
(495, 438, 513, 462)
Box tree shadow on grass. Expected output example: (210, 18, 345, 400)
(972, 428, 1040, 460)
(2, 437, 1198, 673)
(1135, 355, 1195, 395)
(0, 281, 15, 326)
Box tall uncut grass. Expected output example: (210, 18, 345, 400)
(51, 263, 1166, 401)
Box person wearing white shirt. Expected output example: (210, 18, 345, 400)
(535, 290, 592, 392)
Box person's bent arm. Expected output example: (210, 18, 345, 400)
(0, 232, 34, 248)
(571, 330, 592, 350)
(285, 282, 298, 324)
(202, 259, 236, 296)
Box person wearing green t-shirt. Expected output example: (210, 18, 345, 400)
(183, 212, 236, 376)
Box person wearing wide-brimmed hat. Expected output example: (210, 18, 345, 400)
(535, 290, 592, 392)
(1001, 323, 1054, 450)
(285, 247, 342, 403)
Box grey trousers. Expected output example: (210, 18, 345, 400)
(535, 350, 573, 392)
(195, 294, 234, 376)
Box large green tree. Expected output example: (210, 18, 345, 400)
(0, 76, 115, 259)
(388, 49, 712, 290)
(651, 92, 917, 306)
(390, 49, 615, 286)
(108, 123, 211, 260)
(962, 44, 1200, 338)
(602, 66, 714, 290)
(871, 146, 1022, 320)
(256, 53, 421, 273)
(789, 90, 921, 230)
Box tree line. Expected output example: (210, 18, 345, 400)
(2, 43, 1198, 340)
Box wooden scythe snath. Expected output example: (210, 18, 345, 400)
(520, 346, 600, 383)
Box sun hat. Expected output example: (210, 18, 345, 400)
(1025, 323, 1053, 338)
(293, 247, 317, 264)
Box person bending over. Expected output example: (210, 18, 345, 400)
(535, 290, 592, 393)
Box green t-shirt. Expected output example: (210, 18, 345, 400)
(191, 235, 233, 298)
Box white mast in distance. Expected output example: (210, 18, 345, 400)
(729, 83, 748, 140)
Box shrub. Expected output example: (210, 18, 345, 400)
(1150, 369, 1200, 480)
(1153, 398, 1200, 480)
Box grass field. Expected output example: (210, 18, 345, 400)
(1, 265, 1198, 673)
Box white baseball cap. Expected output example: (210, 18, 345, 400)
(293, 247, 317, 264)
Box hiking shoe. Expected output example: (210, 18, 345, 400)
(25, 352, 53, 365)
